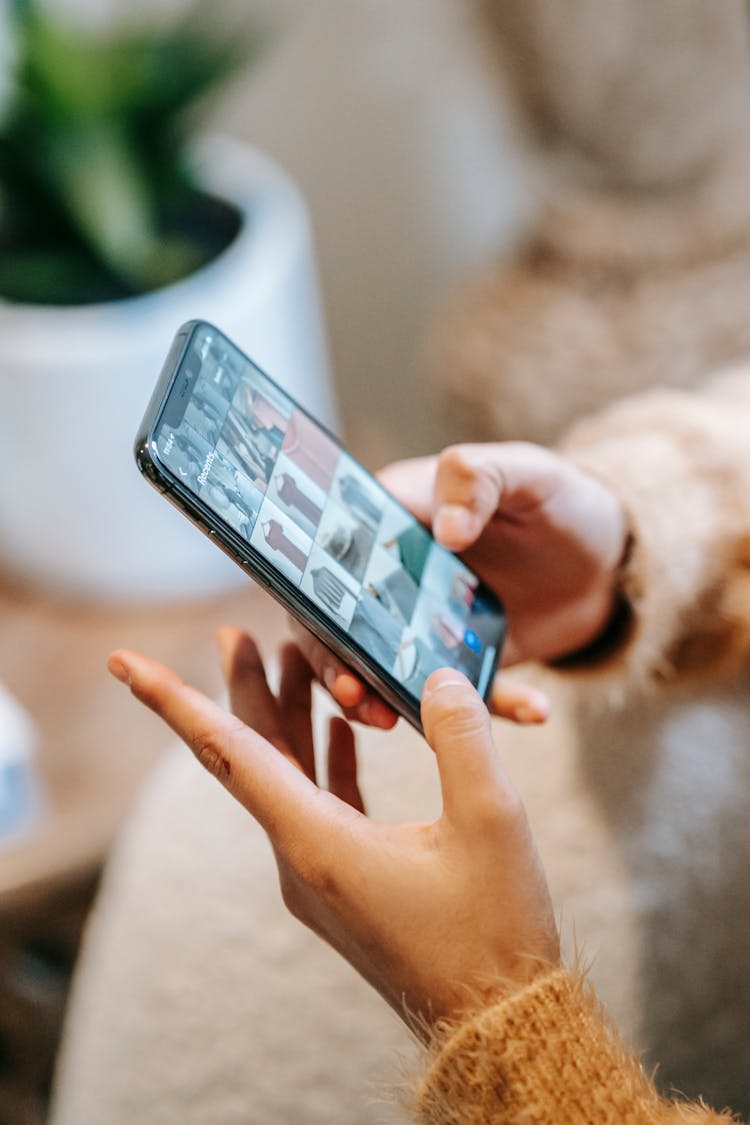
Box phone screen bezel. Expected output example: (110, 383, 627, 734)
(134, 320, 506, 731)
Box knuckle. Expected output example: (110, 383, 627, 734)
(468, 791, 507, 834)
(472, 787, 523, 835)
(308, 846, 339, 900)
(190, 728, 233, 786)
(277, 850, 335, 922)
(280, 830, 341, 903)
(431, 695, 489, 742)
(278, 875, 327, 941)
(278, 869, 305, 920)
(304, 860, 339, 901)
(480, 793, 529, 851)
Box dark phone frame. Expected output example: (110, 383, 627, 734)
(134, 320, 506, 733)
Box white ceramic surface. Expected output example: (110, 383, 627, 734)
(0, 137, 335, 601)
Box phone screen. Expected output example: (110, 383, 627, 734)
(147, 323, 505, 712)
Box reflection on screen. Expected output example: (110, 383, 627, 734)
(156, 325, 501, 701)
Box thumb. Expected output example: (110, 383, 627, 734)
(376, 455, 438, 525)
(421, 669, 515, 830)
(432, 442, 557, 551)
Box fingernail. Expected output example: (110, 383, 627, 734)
(515, 698, 549, 724)
(108, 656, 131, 685)
(324, 666, 338, 691)
(421, 676, 468, 703)
(434, 505, 475, 545)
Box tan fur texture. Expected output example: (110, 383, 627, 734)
(563, 371, 750, 698)
(429, 245, 750, 448)
(414, 970, 739, 1124)
(432, 1, 750, 446)
(478, 0, 750, 190)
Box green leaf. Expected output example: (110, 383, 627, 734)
(0, 0, 261, 303)
(15, 6, 252, 120)
(0, 246, 132, 304)
(41, 120, 158, 287)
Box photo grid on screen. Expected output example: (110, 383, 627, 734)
(156, 326, 497, 698)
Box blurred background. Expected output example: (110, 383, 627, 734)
(187, 0, 530, 463)
(18, 0, 531, 462)
(4, 0, 750, 1122)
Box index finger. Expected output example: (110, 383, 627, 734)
(107, 648, 334, 845)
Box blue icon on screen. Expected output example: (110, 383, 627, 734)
(464, 629, 482, 654)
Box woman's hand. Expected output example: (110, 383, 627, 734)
(293, 441, 627, 724)
(108, 630, 560, 1032)
(383, 442, 628, 666)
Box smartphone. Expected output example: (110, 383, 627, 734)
(135, 321, 506, 731)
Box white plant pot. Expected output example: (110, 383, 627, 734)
(0, 137, 336, 602)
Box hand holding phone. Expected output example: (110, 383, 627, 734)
(286, 439, 629, 725)
(135, 322, 507, 731)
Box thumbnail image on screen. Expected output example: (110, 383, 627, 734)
(155, 324, 502, 702)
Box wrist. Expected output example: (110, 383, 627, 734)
(551, 529, 636, 669)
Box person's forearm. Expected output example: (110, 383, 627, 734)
(412, 969, 733, 1125)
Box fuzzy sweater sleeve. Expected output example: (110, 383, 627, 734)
(412, 970, 736, 1125)
(556, 366, 750, 702)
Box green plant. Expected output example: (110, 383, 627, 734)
(0, 0, 255, 305)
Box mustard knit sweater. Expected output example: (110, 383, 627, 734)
(414, 970, 736, 1124)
